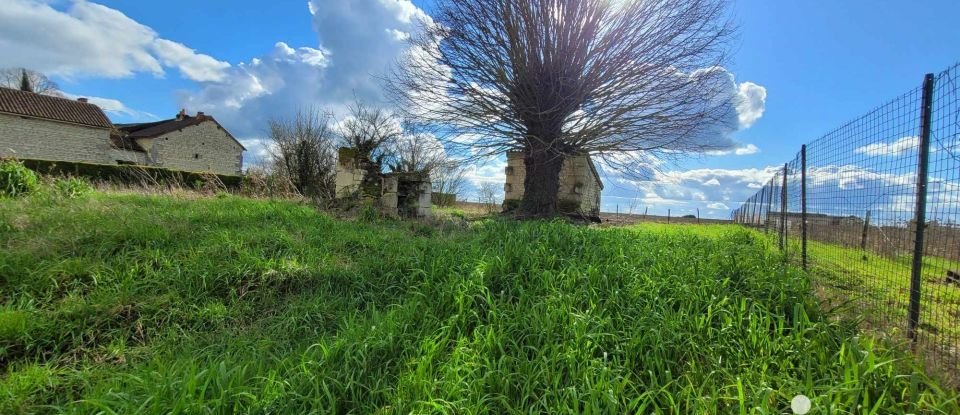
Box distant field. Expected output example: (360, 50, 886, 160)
(1, 192, 956, 413)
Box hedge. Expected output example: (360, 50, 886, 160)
(18, 159, 244, 190)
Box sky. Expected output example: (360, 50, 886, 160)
(2, 0, 959, 218)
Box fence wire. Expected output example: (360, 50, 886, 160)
(732, 63, 960, 383)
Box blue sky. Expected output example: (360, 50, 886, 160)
(3, 0, 959, 218)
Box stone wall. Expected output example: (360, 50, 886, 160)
(0, 113, 112, 164)
(142, 121, 244, 175)
(382, 172, 432, 218)
(336, 147, 431, 218)
(335, 147, 368, 198)
(503, 151, 603, 217)
(109, 148, 149, 164)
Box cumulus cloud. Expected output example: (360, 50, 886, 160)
(706, 143, 760, 156)
(736, 82, 766, 128)
(854, 136, 918, 157)
(62, 92, 155, 120)
(612, 166, 779, 209)
(641, 67, 766, 159)
(178, 0, 428, 146)
(0, 0, 230, 82)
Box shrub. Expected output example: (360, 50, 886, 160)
(52, 177, 93, 199)
(0, 159, 40, 197)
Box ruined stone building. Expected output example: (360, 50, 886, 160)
(503, 151, 604, 219)
(335, 147, 432, 218)
(0, 87, 244, 175)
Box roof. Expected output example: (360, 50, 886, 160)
(0, 87, 112, 129)
(117, 114, 246, 151)
(109, 132, 146, 152)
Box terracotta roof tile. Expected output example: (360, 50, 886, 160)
(0, 87, 112, 129)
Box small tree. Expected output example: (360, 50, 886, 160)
(19, 69, 31, 92)
(477, 181, 500, 214)
(339, 100, 402, 172)
(431, 161, 467, 206)
(389, 120, 447, 174)
(267, 108, 337, 200)
(0, 68, 62, 96)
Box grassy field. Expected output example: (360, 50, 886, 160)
(790, 237, 960, 381)
(1, 191, 958, 413)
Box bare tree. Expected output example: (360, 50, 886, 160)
(389, 0, 735, 216)
(0, 68, 62, 96)
(477, 181, 500, 214)
(389, 120, 447, 173)
(338, 100, 402, 172)
(432, 161, 467, 206)
(267, 108, 337, 200)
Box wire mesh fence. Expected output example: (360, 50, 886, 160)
(732, 63, 960, 382)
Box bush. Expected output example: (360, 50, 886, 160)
(52, 177, 93, 199)
(0, 160, 40, 198)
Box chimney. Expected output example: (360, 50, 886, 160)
(177, 109, 186, 120)
(196, 111, 205, 120)
(77, 98, 88, 103)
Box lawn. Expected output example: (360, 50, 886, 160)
(1, 191, 957, 413)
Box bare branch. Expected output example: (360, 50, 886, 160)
(387, 0, 735, 215)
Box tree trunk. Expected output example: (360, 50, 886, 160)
(519, 149, 565, 217)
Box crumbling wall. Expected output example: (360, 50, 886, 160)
(382, 172, 432, 218)
(335, 147, 382, 200)
(336, 147, 431, 218)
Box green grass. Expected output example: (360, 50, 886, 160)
(1, 191, 957, 413)
(788, 237, 960, 375)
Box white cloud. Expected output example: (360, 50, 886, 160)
(736, 82, 767, 128)
(178, 0, 427, 142)
(0, 0, 230, 82)
(854, 136, 918, 157)
(707, 143, 760, 156)
(152, 39, 231, 82)
(606, 166, 781, 217)
(463, 157, 507, 186)
(63, 91, 155, 120)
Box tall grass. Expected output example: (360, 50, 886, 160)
(0, 192, 956, 413)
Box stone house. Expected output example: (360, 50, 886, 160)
(0, 87, 115, 163)
(334, 147, 432, 218)
(0, 87, 244, 175)
(116, 110, 246, 175)
(503, 151, 604, 219)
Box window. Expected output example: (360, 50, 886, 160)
(194, 153, 201, 159)
(505, 166, 514, 176)
(504, 183, 512, 193)
(572, 184, 583, 194)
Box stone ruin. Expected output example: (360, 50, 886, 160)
(335, 147, 432, 218)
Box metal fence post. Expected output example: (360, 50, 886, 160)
(861, 209, 871, 261)
(908, 73, 935, 342)
(779, 164, 788, 253)
(801, 145, 808, 271)
(765, 181, 773, 234)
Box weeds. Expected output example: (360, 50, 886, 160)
(0, 160, 40, 198)
(0, 193, 956, 413)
